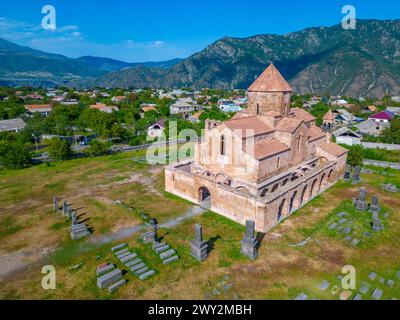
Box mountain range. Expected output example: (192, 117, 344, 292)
(1, 19, 400, 97)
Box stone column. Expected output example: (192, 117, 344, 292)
(190, 224, 209, 261)
(352, 166, 361, 184)
(240, 220, 259, 260)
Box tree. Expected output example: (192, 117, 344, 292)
(47, 138, 71, 161)
(346, 144, 364, 167)
(86, 139, 109, 156)
(0, 141, 31, 169)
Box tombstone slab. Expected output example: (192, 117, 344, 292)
(294, 293, 308, 300)
(134, 266, 149, 276)
(368, 272, 377, 281)
(353, 293, 362, 300)
(160, 249, 176, 260)
(371, 288, 383, 300)
(97, 268, 122, 289)
(96, 264, 115, 276)
(155, 245, 170, 254)
(125, 258, 142, 268)
(318, 280, 330, 291)
(111, 243, 127, 252)
(139, 270, 155, 280)
(108, 279, 126, 293)
(120, 253, 138, 263)
(163, 255, 179, 265)
(130, 263, 146, 273)
(387, 279, 395, 288)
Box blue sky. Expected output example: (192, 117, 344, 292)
(0, 0, 399, 62)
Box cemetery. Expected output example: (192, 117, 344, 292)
(0, 150, 399, 300)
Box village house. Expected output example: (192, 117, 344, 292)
(111, 96, 127, 103)
(189, 110, 204, 123)
(386, 107, 400, 115)
(140, 105, 159, 118)
(24, 104, 53, 116)
(165, 63, 347, 232)
(355, 119, 387, 137)
(147, 119, 166, 139)
(332, 127, 362, 146)
(368, 110, 395, 124)
(0, 118, 27, 133)
(170, 99, 196, 117)
(89, 103, 119, 113)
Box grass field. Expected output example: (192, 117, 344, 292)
(0, 152, 399, 300)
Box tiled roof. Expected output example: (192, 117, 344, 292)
(253, 139, 290, 160)
(224, 116, 274, 138)
(248, 63, 293, 92)
(0, 118, 26, 132)
(308, 125, 326, 141)
(25, 104, 53, 111)
(289, 108, 316, 123)
(141, 106, 158, 112)
(318, 142, 348, 157)
(323, 109, 335, 121)
(275, 118, 303, 133)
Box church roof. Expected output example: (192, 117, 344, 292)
(289, 108, 316, 123)
(248, 63, 293, 92)
(275, 118, 304, 133)
(318, 142, 348, 157)
(224, 116, 274, 138)
(253, 139, 290, 160)
(323, 109, 335, 121)
(308, 125, 326, 141)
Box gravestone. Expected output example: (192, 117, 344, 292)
(352, 166, 361, 184)
(63, 201, 68, 215)
(97, 268, 122, 289)
(354, 189, 367, 211)
(150, 218, 158, 243)
(344, 165, 352, 180)
(369, 196, 381, 213)
(190, 224, 209, 261)
(71, 212, 77, 225)
(240, 220, 259, 260)
(372, 214, 383, 232)
(53, 196, 58, 212)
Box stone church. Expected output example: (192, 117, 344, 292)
(165, 64, 348, 232)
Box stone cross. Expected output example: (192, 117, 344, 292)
(354, 189, 367, 211)
(241, 220, 259, 260)
(63, 201, 68, 215)
(344, 165, 352, 180)
(245, 220, 255, 239)
(190, 224, 209, 261)
(195, 224, 203, 243)
(352, 166, 361, 183)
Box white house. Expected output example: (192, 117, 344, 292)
(147, 119, 166, 139)
(0, 118, 27, 133)
(332, 127, 362, 146)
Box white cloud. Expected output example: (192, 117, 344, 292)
(0, 16, 190, 62)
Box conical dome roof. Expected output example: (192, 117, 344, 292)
(248, 63, 293, 92)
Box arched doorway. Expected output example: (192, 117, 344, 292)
(300, 185, 308, 206)
(309, 179, 318, 198)
(327, 169, 334, 182)
(289, 191, 297, 213)
(319, 173, 326, 191)
(278, 199, 286, 221)
(199, 187, 211, 209)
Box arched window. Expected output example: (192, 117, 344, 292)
(277, 157, 281, 168)
(220, 135, 225, 156)
(297, 135, 302, 151)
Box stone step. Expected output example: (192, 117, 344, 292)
(134, 266, 149, 276)
(96, 264, 115, 276)
(125, 258, 142, 268)
(160, 249, 176, 260)
(111, 243, 127, 252)
(129, 263, 146, 273)
(120, 253, 138, 263)
(108, 279, 126, 293)
(155, 245, 170, 254)
(163, 255, 179, 265)
(97, 269, 122, 289)
(139, 270, 155, 280)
